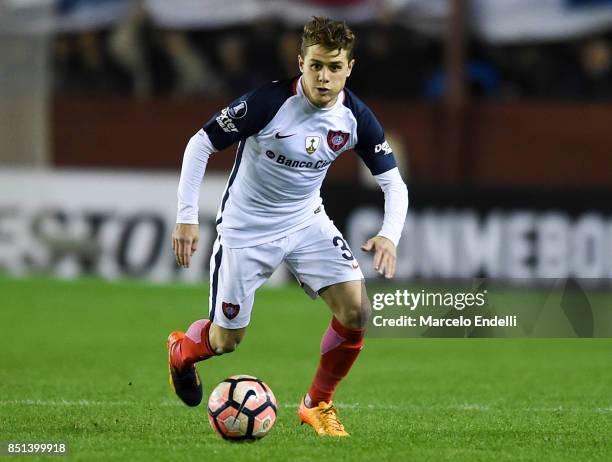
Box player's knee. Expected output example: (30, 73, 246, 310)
(322, 281, 371, 329)
(361, 296, 372, 324)
(214, 340, 239, 354)
(336, 299, 371, 329)
(213, 334, 242, 354)
(337, 309, 360, 329)
(210, 326, 245, 354)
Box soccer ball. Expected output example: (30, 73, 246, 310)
(207, 375, 277, 440)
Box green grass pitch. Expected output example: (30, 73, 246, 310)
(1, 276, 611, 461)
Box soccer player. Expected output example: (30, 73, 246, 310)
(168, 17, 408, 437)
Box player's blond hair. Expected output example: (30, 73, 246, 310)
(301, 17, 356, 60)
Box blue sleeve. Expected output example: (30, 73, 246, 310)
(203, 79, 294, 151)
(344, 89, 397, 176)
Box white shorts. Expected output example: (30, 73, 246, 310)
(208, 216, 364, 329)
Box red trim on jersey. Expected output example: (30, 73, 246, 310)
(292, 78, 299, 95)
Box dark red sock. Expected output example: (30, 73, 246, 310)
(178, 319, 217, 367)
(307, 316, 365, 406)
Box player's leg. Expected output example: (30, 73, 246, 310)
(168, 237, 252, 406)
(171, 322, 246, 369)
(285, 218, 369, 435)
(168, 324, 247, 407)
(168, 236, 284, 406)
(309, 280, 370, 400)
(319, 279, 370, 328)
(209, 323, 246, 354)
(297, 280, 370, 435)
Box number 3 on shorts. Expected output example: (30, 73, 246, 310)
(332, 236, 354, 261)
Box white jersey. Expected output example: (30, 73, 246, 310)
(179, 76, 402, 248)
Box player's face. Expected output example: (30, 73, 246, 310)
(299, 45, 354, 108)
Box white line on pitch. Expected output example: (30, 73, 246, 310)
(1, 399, 610, 414)
(0, 399, 134, 407)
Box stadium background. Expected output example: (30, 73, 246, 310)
(1, 1, 611, 460)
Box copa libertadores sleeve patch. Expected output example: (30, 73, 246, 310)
(202, 79, 295, 151)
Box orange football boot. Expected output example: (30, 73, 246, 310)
(298, 396, 350, 436)
(167, 331, 203, 407)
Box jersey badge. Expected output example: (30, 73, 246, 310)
(305, 136, 321, 155)
(222, 302, 241, 320)
(227, 101, 247, 119)
(327, 130, 349, 152)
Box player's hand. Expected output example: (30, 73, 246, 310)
(172, 224, 199, 268)
(361, 236, 396, 279)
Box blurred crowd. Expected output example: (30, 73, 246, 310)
(51, 14, 442, 99)
(51, 11, 612, 101)
(470, 34, 612, 100)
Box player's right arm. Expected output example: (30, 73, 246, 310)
(174, 129, 216, 268)
(173, 93, 259, 268)
(173, 80, 294, 267)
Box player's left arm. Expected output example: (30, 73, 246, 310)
(360, 168, 408, 278)
(354, 110, 409, 279)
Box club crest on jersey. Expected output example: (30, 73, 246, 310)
(222, 302, 240, 320)
(305, 136, 321, 155)
(327, 130, 349, 152)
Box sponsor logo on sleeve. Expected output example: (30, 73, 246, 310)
(327, 130, 350, 152)
(305, 136, 321, 155)
(215, 107, 240, 133)
(374, 140, 392, 155)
